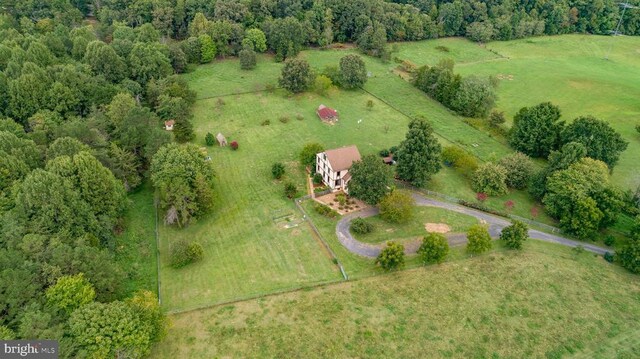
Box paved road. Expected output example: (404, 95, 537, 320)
(335, 193, 611, 258)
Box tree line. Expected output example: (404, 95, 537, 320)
(3, 0, 640, 64)
(0, 10, 218, 358)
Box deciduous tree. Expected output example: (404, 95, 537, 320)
(467, 224, 492, 254)
(348, 154, 394, 205)
(278, 58, 313, 93)
(509, 102, 563, 158)
(376, 241, 405, 270)
(379, 190, 415, 224)
(500, 220, 529, 249)
(339, 54, 367, 89)
(561, 115, 628, 169)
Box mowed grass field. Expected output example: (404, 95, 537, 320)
(424, 35, 639, 190)
(160, 35, 640, 310)
(353, 206, 479, 244)
(152, 240, 640, 358)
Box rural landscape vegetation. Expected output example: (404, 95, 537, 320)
(0, 0, 639, 358)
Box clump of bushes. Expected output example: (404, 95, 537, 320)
(312, 173, 323, 185)
(442, 146, 478, 176)
(205, 132, 215, 146)
(230, 141, 238, 150)
(500, 220, 529, 249)
(498, 152, 534, 189)
(379, 190, 415, 224)
(376, 241, 405, 271)
(314, 202, 338, 218)
(284, 182, 297, 199)
(489, 111, 506, 127)
(472, 162, 508, 196)
(351, 218, 373, 234)
(272, 162, 285, 179)
(418, 233, 450, 264)
(170, 240, 204, 268)
(466, 224, 492, 254)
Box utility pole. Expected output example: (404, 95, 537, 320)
(605, 2, 639, 60)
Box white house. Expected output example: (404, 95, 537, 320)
(164, 120, 175, 131)
(316, 145, 361, 193)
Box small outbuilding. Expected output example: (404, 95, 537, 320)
(316, 104, 338, 123)
(164, 120, 175, 131)
(216, 133, 228, 147)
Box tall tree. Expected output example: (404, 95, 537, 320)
(348, 154, 394, 205)
(396, 117, 442, 187)
(339, 54, 367, 89)
(560, 116, 628, 169)
(509, 102, 563, 158)
(151, 143, 214, 226)
(278, 58, 312, 93)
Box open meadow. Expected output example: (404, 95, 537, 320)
(395, 35, 640, 189)
(152, 240, 640, 359)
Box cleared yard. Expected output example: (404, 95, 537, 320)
(151, 240, 640, 358)
(352, 206, 479, 244)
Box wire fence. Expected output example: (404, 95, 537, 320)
(294, 197, 348, 280)
(153, 196, 162, 306)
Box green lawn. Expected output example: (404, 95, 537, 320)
(151, 240, 640, 358)
(114, 182, 158, 297)
(353, 207, 478, 245)
(454, 35, 640, 190)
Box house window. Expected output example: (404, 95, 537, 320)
(335, 180, 340, 186)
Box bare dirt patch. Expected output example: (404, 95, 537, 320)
(425, 223, 451, 233)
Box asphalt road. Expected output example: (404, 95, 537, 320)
(335, 193, 611, 258)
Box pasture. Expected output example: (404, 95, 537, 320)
(157, 34, 638, 311)
(151, 240, 640, 358)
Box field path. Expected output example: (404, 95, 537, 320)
(336, 193, 610, 257)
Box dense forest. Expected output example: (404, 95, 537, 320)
(1, 0, 640, 357)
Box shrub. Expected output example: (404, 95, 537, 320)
(459, 200, 509, 217)
(477, 192, 488, 202)
(239, 46, 257, 70)
(279, 116, 290, 123)
(376, 241, 405, 270)
(498, 152, 534, 189)
(312, 173, 323, 185)
(261, 119, 270, 126)
(604, 252, 615, 263)
(170, 240, 204, 268)
(379, 149, 390, 157)
(230, 141, 238, 150)
(467, 224, 492, 254)
(366, 100, 374, 110)
(284, 182, 297, 198)
(472, 163, 508, 196)
(205, 132, 215, 146)
(442, 146, 465, 165)
(379, 190, 415, 224)
(500, 220, 529, 249)
(314, 202, 338, 218)
(336, 193, 347, 206)
(442, 146, 477, 175)
(296, 113, 304, 121)
(604, 235, 615, 247)
(313, 74, 333, 95)
(619, 240, 640, 274)
(489, 111, 506, 127)
(504, 200, 515, 211)
(418, 233, 450, 264)
(351, 218, 373, 234)
(271, 162, 285, 179)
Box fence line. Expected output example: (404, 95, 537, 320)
(154, 196, 162, 306)
(294, 198, 348, 280)
(195, 86, 283, 101)
(359, 86, 486, 163)
(395, 181, 563, 235)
